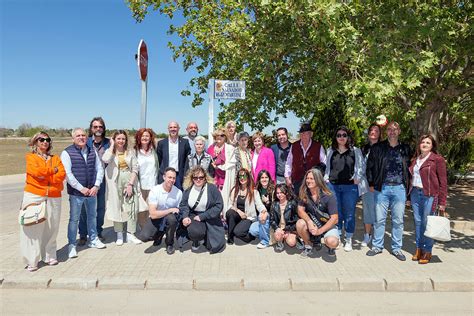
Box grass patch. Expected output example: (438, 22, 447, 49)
(0, 138, 71, 176)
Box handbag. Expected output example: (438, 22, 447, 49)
(19, 200, 47, 226)
(424, 210, 451, 242)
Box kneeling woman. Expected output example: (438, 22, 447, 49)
(179, 166, 225, 253)
(226, 168, 266, 244)
(270, 184, 299, 251)
(296, 168, 340, 258)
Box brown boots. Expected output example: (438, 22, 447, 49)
(412, 248, 432, 264)
(412, 248, 422, 261)
(418, 252, 432, 264)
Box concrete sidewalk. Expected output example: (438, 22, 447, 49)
(0, 174, 473, 292)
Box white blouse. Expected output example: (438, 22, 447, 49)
(412, 153, 431, 188)
(188, 185, 208, 213)
(137, 150, 157, 190)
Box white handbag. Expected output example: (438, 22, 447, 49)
(424, 211, 451, 242)
(19, 200, 47, 226)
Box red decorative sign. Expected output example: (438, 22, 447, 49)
(137, 40, 148, 81)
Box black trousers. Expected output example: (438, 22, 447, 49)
(226, 209, 254, 243)
(187, 219, 207, 242)
(151, 213, 178, 246)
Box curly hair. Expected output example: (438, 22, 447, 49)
(182, 165, 214, 190)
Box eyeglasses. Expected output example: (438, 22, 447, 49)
(238, 174, 248, 179)
(38, 137, 51, 143)
(192, 176, 205, 181)
(336, 133, 348, 138)
(92, 125, 104, 129)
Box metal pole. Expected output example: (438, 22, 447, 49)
(140, 78, 147, 128)
(208, 79, 215, 145)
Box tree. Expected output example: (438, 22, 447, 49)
(128, 0, 473, 144)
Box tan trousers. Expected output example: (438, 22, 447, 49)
(20, 192, 62, 267)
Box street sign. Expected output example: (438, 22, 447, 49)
(214, 80, 245, 99)
(137, 39, 148, 81)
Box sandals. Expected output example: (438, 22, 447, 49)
(26, 265, 38, 272)
(47, 258, 58, 266)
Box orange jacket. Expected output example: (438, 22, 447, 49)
(24, 153, 66, 198)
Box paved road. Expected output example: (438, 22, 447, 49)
(1, 289, 473, 315)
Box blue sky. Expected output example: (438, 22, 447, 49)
(1, 0, 301, 135)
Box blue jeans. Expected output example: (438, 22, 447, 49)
(362, 190, 376, 225)
(410, 187, 435, 252)
(68, 195, 98, 246)
(328, 183, 359, 238)
(79, 180, 105, 237)
(249, 217, 270, 246)
(372, 184, 406, 252)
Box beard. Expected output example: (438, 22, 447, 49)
(94, 131, 104, 137)
(189, 131, 198, 138)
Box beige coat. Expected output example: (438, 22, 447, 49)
(102, 148, 140, 222)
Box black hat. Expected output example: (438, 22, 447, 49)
(237, 131, 250, 140)
(298, 123, 312, 133)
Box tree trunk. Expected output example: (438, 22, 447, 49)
(412, 100, 444, 141)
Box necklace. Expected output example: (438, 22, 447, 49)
(36, 152, 49, 160)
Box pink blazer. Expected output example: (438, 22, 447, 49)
(252, 146, 276, 182)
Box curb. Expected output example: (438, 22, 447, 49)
(1, 276, 472, 292)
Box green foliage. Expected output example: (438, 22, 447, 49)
(128, 0, 473, 160)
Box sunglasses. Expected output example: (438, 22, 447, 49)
(193, 176, 205, 181)
(92, 125, 104, 129)
(336, 133, 348, 138)
(238, 174, 248, 179)
(38, 137, 51, 143)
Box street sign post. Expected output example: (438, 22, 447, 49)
(208, 79, 246, 144)
(137, 39, 148, 128)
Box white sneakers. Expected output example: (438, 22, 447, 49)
(256, 242, 268, 249)
(116, 232, 124, 246)
(361, 233, 372, 247)
(68, 244, 78, 258)
(127, 233, 142, 245)
(343, 238, 353, 252)
(88, 238, 106, 249)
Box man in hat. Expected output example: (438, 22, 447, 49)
(284, 123, 326, 194)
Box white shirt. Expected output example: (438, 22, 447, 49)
(252, 150, 260, 173)
(168, 138, 179, 171)
(137, 150, 157, 190)
(413, 153, 431, 188)
(60, 146, 104, 191)
(188, 184, 208, 213)
(148, 183, 182, 210)
(284, 140, 326, 178)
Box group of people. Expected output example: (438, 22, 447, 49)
(20, 117, 448, 272)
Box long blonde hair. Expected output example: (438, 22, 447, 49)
(299, 168, 332, 203)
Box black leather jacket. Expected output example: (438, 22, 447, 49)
(366, 140, 412, 193)
(269, 200, 299, 231)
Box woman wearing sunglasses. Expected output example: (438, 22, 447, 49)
(21, 132, 66, 271)
(179, 166, 225, 253)
(324, 126, 367, 252)
(225, 168, 266, 245)
(102, 130, 142, 245)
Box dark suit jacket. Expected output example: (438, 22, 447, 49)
(156, 136, 191, 189)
